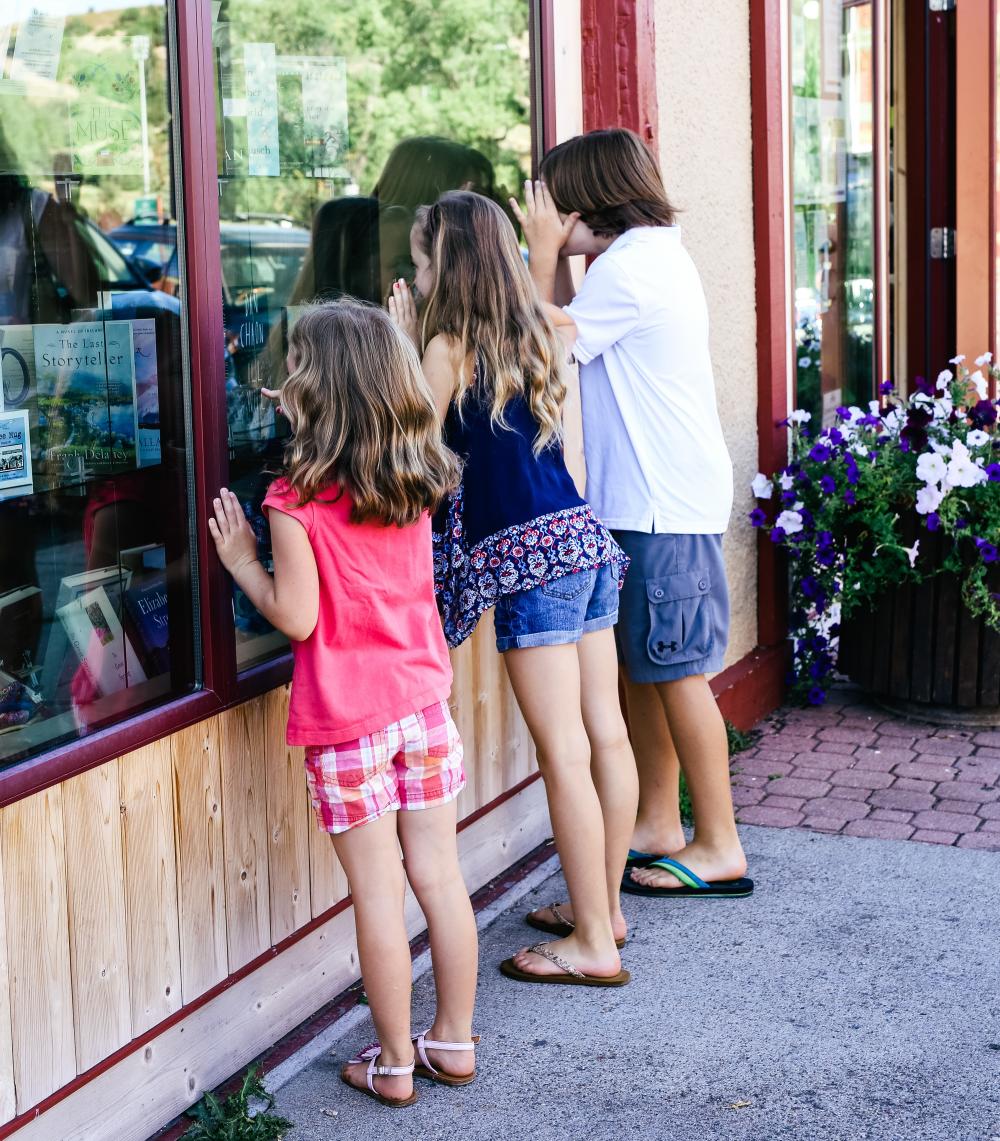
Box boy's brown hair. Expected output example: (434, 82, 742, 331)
(539, 127, 677, 238)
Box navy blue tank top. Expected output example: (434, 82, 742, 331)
(433, 373, 627, 647)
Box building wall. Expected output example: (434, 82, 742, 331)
(654, 0, 759, 665)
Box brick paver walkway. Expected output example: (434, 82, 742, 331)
(732, 685, 1000, 851)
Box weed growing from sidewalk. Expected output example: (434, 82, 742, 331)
(183, 1066, 292, 1140)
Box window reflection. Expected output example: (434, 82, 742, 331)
(791, 0, 875, 424)
(212, 2, 534, 669)
(0, 1, 193, 767)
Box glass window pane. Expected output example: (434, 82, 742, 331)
(791, 0, 875, 425)
(0, 0, 195, 769)
(211, 1, 535, 670)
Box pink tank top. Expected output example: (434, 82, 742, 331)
(263, 478, 452, 745)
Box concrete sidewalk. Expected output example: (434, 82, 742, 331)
(272, 825, 1000, 1140)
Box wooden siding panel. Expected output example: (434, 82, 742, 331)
(2, 787, 75, 1111)
(62, 765, 131, 1072)
(119, 739, 182, 1035)
(0, 834, 14, 1124)
(263, 686, 311, 940)
(219, 699, 271, 970)
(172, 720, 228, 1002)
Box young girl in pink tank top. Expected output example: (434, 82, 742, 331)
(208, 301, 477, 1109)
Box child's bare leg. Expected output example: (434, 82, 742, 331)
(622, 675, 686, 855)
(332, 812, 414, 1099)
(398, 801, 477, 1078)
(505, 642, 621, 978)
(631, 674, 747, 888)
(530, 630, 638, 941)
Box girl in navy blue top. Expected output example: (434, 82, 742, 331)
(390, 191, 639, 988)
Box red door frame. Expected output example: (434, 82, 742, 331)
(578, 0, 788, 727)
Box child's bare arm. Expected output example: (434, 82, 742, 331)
(420, 334, 464, 421)
(208, 488, 319, 641)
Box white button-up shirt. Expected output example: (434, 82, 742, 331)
(565, 226, 733, 535)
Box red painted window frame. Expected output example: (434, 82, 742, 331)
(0, 0, 559, 810)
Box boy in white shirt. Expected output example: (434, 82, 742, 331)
(512, 129, 753, 918)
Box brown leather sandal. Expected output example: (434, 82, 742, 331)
(499, 942, 631, 987)
(526, 902, 626, 949)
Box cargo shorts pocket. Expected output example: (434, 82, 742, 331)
(645, 569, 714, 666)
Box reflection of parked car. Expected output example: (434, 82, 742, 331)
(109, 220, 310, 374)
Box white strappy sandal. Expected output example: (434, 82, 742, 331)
(412, 1030, 480, 1087)
(340, 1043, 418, 1108)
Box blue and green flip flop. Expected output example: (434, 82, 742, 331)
(621, 855, 754, 898)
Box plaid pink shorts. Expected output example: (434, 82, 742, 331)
(304, 701, 465, 833)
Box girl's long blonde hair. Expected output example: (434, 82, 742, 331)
(413, 191, 566, 452)
(280, 301, 460, 526)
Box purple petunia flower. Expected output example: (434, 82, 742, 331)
(970, 399, 999, 429)
(986, 463, 1000, 482)
(749, 507, 767, 527)
(926, 512, 941, 532)
(956, 518, 968, 530)
(770, 527, 786, 544)
(827, 428, 844, 446)
(975, 538, 999, 563)
(914, 375, 935, 397)
(820, 474, 836, 494)
(844, 488, 857, 506)
(807, 686, 827, 705)
(809, 443, 832, 463)
(879, 380, 894, 394)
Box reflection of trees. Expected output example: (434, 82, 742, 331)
(218, 0, 530, 225)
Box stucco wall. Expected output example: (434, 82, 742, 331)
(654, 0, 759, 666)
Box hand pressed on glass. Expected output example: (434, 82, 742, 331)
(508, 180, 579, 260)
(388, 278, 419, 348)
(209, 488, 259, 576)
(209, 488, 319, 643)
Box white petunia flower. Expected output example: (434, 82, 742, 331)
(884, 409, 904, 433)
(751, 472, 774, 499)
(776, 510, 804, 534)
(970, 370, 989, 400)
(789, 409, 812, 424)
(950, 354, 966, 365)
(915, 484, 944, 515)
(976, 352, 993, 366)
(916, 452, 947, 485)
(931, 440, 952, 456)
(936, 369, 954, 390)
(779, 471, 795, 491)
(902, 539, 920, 568)
(852, 444, 869, 458)
(869, 400, 882, 416)
(967, 429, 990, 448)
(798, 357, 812, 368)
(946, 440, 987, 488)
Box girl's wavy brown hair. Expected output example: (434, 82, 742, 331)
(279, 301, 460, 526)
(539, 128, 677, 238)
(413, 191, 566, 452)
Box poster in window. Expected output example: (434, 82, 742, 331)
(68, 57, 143, 175)
(34, 321, 136, 485)
(9, 10, 65, 83)
(244, 43, 279, 176)
(0, 409, 32, 500)
(277, 55, 348, 177)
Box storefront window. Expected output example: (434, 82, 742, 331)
(211, 1, 535, 668)
(0, 1, 194, 767)
(790, 0, 876, 424)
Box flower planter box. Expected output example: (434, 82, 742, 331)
(838, 530, 1000, 724)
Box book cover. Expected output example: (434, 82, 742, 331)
(34, 320, 136, 486)
(0, 325, 37, 426)
(123, 574, 170, 677)
(42, 565, 131, 699)
(131, 318, 161, 467)
(57, 584, 146, 699)
(0, 409, 33, 500)
(68, 54, 143, 176)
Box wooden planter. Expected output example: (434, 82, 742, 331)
(838, 530, 1000, 724)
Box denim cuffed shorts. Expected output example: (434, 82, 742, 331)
(493, 563, 621, 653)
(613, 531, 730, 683)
